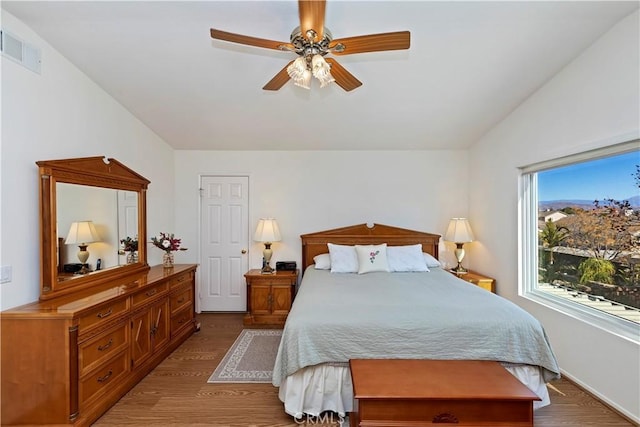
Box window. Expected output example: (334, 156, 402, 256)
(520, 140, 640, 342)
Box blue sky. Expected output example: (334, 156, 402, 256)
(538, 150, 639, 201)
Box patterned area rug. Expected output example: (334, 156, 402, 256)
(207, 329, 282, 383)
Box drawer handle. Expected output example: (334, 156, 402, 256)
(178, 318, 186, 324)
(97, 369, 113, 383)
(146, 289, 158, 297)
(97, 338, 113, 351)
(177, 297, 185, 303)
(96, 308, 112, 319)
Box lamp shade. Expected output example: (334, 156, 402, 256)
(253, 218, 281, 243)
(65, 221, 100, 245)
(444, 218, 474, 243)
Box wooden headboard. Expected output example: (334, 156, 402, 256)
(300, 223, 441, 272)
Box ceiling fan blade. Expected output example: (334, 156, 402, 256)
(330, 31, 410, 55)
(263, 61, 293, 91)
(325, 58, 362, 92)
(210, 28, 293, 51)
(299, 0, 326, 41)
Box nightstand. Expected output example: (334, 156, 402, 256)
(450, 270, 496, 293)
(243, 269, 299, 327)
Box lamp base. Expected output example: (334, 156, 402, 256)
(451, 243, 467, 275)
(261, 243, 275, 274)
(260, 266, 275, 274)
(74, 264, 91, 275)
(450, 265, 468, 275)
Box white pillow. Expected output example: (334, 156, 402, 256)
(355, 244, 390, 274)
(328, 243, 359, 273)
(387, 244, 429, 272)
(313, 253, 331, 270)
(423, 252, 442, 268)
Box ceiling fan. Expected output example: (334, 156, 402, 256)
(209, 0, 410, 92)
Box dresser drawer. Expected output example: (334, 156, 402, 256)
(170, 305, 193, 336)
(170, 271, 193, 289)
(132, 282, 168, 308)
(79, 350, 129, 409)
(79, 322, 128, 376)
(78, 298, 129, 333)
(170, 286, 193, 315)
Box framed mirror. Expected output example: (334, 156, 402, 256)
(37, 157, 150, 300)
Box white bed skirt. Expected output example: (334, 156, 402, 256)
(278, 362, 551, 418)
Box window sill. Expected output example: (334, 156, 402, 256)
(524, 289, 640, 344)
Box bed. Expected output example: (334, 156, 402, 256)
(272, 223, 561, 418)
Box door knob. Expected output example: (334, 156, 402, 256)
(241, 249, 247, 254)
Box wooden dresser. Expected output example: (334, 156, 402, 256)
(1, 264, 197, 426)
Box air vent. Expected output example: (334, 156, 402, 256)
(1, 29, 41, 74)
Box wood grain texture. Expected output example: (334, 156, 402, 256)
(36, 156, 150, 300)
(300, 223, 440, 272)
(263, 62, 293, 91)
(93, 313, 636, 427)
(299, 0, 326, 41)
(1, 265, 197, 426)
(350, 359, 538, 426)
(210, 29, 292, 51)
(330, 31, 411, 55)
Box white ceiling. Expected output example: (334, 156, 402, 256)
(3, 1, 638, 151)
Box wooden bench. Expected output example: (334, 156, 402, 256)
(349, 359, 540, 427)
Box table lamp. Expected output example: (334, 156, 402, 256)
(444, 218, 475, 274)
(254, 218, 281, 274)
(65, 220, 100, 274)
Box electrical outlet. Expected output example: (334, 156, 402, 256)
(0, 265, 12, 284)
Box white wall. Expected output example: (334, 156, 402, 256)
(174, 150, 469, 270)
(469, 11, 639, 422)
(0, 11, 176, 310)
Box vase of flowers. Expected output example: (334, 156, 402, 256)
(162, 252, 174, 268)
(120, 236, 139, 264)
(151, 232, 187, 268)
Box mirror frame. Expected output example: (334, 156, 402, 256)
(37, 156, 150, 300)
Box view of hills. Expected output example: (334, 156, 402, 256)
(540, 195, 640, 211)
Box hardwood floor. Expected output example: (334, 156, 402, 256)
(94, 313, 636, 426)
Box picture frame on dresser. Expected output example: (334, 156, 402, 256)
(0, 157, 198, 427)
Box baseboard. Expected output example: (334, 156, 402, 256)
(560, 370, 639, 425)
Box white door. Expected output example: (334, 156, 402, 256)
(117, 190, 138, 264)
(199, 176, 249, 311)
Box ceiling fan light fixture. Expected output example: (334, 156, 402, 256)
(300, 69, 313, 89)
(210, 1, 411, 92)
(287, 54, 333, 90)
(311, 54, 335, 87)
(287, 56, 311, 88)
(286, 56, 307, 80)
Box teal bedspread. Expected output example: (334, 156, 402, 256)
(273, 267, 560, 386)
